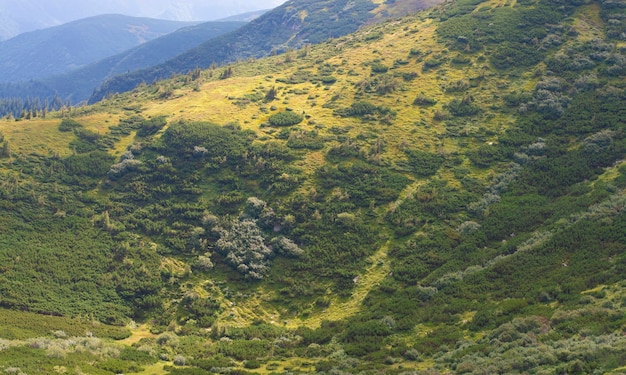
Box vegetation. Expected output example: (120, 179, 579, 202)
(1, 0, 626, 373)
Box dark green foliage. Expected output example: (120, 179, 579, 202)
(97, 358, 145, 373)
(161, 121, 250, 160)
(436, 1, 569, 72)
(1, 140, 10, 157)
(0, 215, 150, 323)
(64, 151, 115, 177)
(414, 325, 463, 355)
(481, 194, 552, 239)
(264, 86, 278, 101)
(446, 96, 481, 117)
(219, 67, 233, 80)
(164, 367, 210, 375)
(268, 111, 304, 127)
(491, 43, 544, 69)
(413, 94, 437, 106)
(468, 143, 513, 168)
(190, 355, 234, 370)
(137, 116, 167, 137)
(58, 118, 83, 132)
(317, 160, 410, 206)
(422, 56, 444, 71)
(371, 62, 389, 73)
(356, 74, 401, 95)
(243, 359, 261, 369)
(217, 339, 269, 361)
(286, 130, 326, 150)
(0, 91, 65, 118)
(403, 149, 445, 177)
(70, 128, 103, 153)
(320, 75, 337, 84)
(333, 101, 396, 121)
(342, 319, 392, 356)
(0, 308, 130, 340)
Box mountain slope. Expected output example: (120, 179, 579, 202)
(38, 21, 246, 103)
(0, 14, 197, 82)
(0, 20, 245, 110)
(89, 0, 443, 103)
(0, 0, 625, 374)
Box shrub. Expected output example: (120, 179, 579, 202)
(446, 97, 481, 117)
(413, 95, 437, 106)
(161, 121, 249, 159)
(244, 359, 261, 369)
(137, 116, 167, 137)
(173, 355, 187, 366)
(371, 62, 389, 73)
(58, 119, 83, 132)
(215, 219, 272, 279)
(269, 111, 304, 127)
(333, 101, 396, 120)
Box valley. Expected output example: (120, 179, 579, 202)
(0, 0, 626, 374)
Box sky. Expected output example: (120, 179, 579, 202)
(0, 0, 288, 40)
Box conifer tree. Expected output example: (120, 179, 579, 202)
(1, 141, 11, 157)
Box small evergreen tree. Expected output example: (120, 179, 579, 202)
(264, 86, 278, 102)
(1, 141, 10, 157)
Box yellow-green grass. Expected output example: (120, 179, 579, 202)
(128, 362, 171, 375)
(0, 112, 125, 158)
(572, 2, 605, 42)
(0, 308, 130, 340)
(121, 324, 158, 346)
(0, 118, 72, 157)
(474, 0, 518, 12)
(286, 239, 392, 329)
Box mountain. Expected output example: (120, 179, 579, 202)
(0, 14, 198, 83)
(30, 20, 246, 103)
(89, 0, 443, 103)
(1, 0, 626, 374)
(217, 9, 272, 22)
(0, 0, 286, 40)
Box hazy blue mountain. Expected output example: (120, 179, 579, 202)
(216, 10, 271, 22)
(36, 21, 246, 102)
(0, 14, 198, 82)
(0, 0, 286, 40)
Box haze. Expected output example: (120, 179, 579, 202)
(0, 0, 288, 40)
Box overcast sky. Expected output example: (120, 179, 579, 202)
(0, 0, 288, 40)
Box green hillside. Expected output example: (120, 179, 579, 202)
(89, 0, 442, 103)
(0, 0, 625, 374)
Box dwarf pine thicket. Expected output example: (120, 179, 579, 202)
(0, 0, 626, 373)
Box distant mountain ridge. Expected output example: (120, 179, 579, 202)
(0, 0, 286, 40)
(0, 14, 197, 83)
(35, 21, 247, 103)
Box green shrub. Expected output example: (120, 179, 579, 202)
(244, 359, 261, 369)
(58, 118, 83, 132)
(137, 116, 167, 137)
(269, 111, 304, 127)
(371, 62, 389, 73)
(447, 97, 481, 116)
(413, 95, 437, 106)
